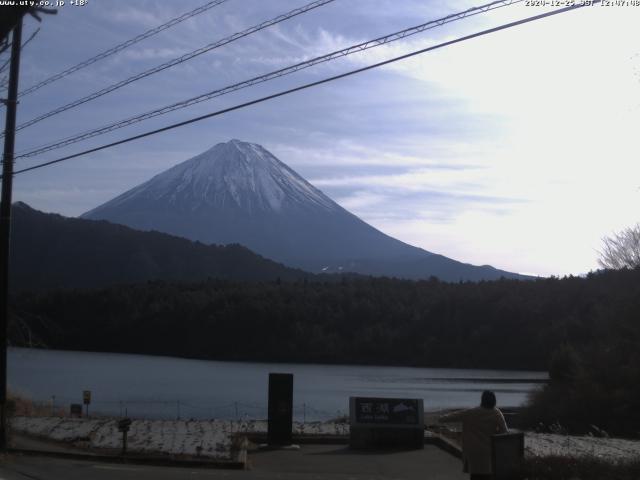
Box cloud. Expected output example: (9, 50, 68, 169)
(106, 3, 177, 29)
(12, 1, 640, 276)
(334, 191, 389, 211)
(271, 139, 484, 168)
(119, 47, 191, 61)
(310, 167, 487, 192)
(333, 186, 520, 226)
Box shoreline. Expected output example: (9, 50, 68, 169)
(9, 346, 551, 374)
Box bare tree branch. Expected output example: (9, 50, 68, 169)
(598, 223, 640, 270)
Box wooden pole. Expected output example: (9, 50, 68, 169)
(0, 17, 23, 451)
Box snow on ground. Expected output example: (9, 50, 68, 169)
(10, 417, 349, 459)
(525, 433, 640, 462)
(11, 417, 107, 443)
(11, 417, 640, 463)
(232, 419, 349, 436)
(11, 417, 232, 459)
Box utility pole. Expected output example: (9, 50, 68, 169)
(0, 18, 22, 451)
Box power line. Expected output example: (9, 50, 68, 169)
(16, 0, 230, 98)
(20, 27, 40, 50)
(16, 0, 523, 159)
(8, 0, 336, 136)
(0, 41, 10, 58)
(0, 28, 39, 85)
(9, 1, 598, 178)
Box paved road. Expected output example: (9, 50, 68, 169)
(0, 444, 467, 480)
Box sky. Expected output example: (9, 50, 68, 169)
(3, 0, 639, 277)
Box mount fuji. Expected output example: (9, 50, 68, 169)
(82, 139, 523, 281)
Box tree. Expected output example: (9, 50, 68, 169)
(548, 344, 581, 384)
(598, 223, 640, 270)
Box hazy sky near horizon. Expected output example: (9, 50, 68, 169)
(4, 0, 640, 277)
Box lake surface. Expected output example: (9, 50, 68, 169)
(9, 347, 547, 421)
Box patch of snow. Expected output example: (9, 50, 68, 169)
(14, 417, 639, 463)
(525, 433, 640, 462)
(11, 417, 231, 459)
(11, 416, 351, 459)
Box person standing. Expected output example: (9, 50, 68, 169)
(439, 390, 508, 480)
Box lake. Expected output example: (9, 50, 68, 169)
(9, 347, 547, 421)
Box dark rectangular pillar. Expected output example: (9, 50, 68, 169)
(267, 373, 293, 445)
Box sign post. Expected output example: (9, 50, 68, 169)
(267, 373, 293, 446)
(83, 390, 91, 418)
(118, 418, 132, 456)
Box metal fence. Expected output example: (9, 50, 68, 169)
(21, 397, 347, 422)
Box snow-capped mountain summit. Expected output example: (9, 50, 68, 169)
(89, 139, 336, 215)
(83, 140, 524, 281)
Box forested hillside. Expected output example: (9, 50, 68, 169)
(9, 202, 309, 291)
(10, 268, 639, 371)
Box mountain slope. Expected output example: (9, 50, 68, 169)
(83, 139, 525, 281)
(9, 202, 308, 291)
